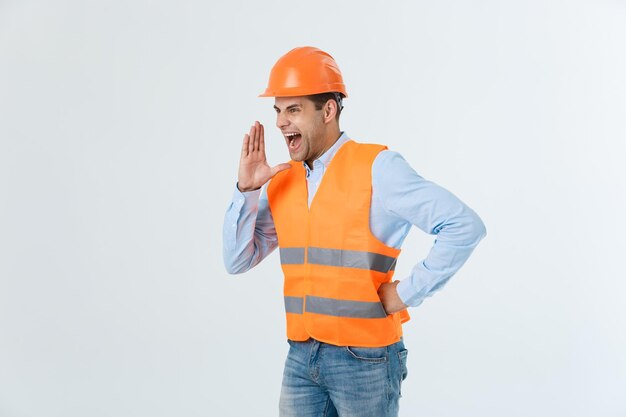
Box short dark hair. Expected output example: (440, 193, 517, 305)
(307, 92, 344, 120)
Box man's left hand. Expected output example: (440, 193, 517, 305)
(377, 280, 408, 315)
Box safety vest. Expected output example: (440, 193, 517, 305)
(267, 140, 410, 347)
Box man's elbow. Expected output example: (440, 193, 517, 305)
(224, 259, 252, 275)
(224, 264, 243, 275)
(470, 211, 487, 245)
(223, 253, 248, 275)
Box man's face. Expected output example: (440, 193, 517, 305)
(274, 96, 325, 163)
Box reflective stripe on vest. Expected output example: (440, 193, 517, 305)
(280, 247, 397, 273)
(284, 295, 387, 319)
(279, 247, 306, 265)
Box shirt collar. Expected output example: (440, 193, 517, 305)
(303, 132, 349, 175)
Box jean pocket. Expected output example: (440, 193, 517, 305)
(398, 349, 408, 381)
(345, 346, 388, 363)
(396, 348, 409, 397)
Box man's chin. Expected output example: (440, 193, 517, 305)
(289, 153, 304, 162)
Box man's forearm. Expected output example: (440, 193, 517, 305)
(222, 185, 278, 274)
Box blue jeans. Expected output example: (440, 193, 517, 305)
(279, 338, 408, 417)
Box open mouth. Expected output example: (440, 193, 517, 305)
(285, 132, 302, 151)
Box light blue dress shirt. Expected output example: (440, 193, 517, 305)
(222, 133, 486, 307)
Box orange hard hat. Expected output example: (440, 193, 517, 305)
(259, 46, 348, 98)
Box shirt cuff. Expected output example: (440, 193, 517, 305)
(233, 183, 262, 212)
(396, 278, 425, 308)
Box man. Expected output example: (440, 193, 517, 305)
(223, 46, 486, 417)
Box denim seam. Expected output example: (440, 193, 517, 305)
(397, 349, 408, 398)
(309, 341, 321, 383)
(386, 345, 391, 401)
(323, 396, 332, 417)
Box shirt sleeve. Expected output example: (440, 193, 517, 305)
(222, 183, 278, 274)
(372, 151, 487, 307)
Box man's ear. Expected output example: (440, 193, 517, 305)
(324, 99, 337, 123)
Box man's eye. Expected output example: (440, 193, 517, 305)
(289, 108, 299, 113)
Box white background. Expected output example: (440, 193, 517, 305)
(1, 1, 625, 416)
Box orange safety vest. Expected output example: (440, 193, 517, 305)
(267, 140, 410, 347)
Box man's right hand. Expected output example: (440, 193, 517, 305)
(237, 121, 291, 192)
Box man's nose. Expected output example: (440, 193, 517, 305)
(276, 112, 289, 129)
